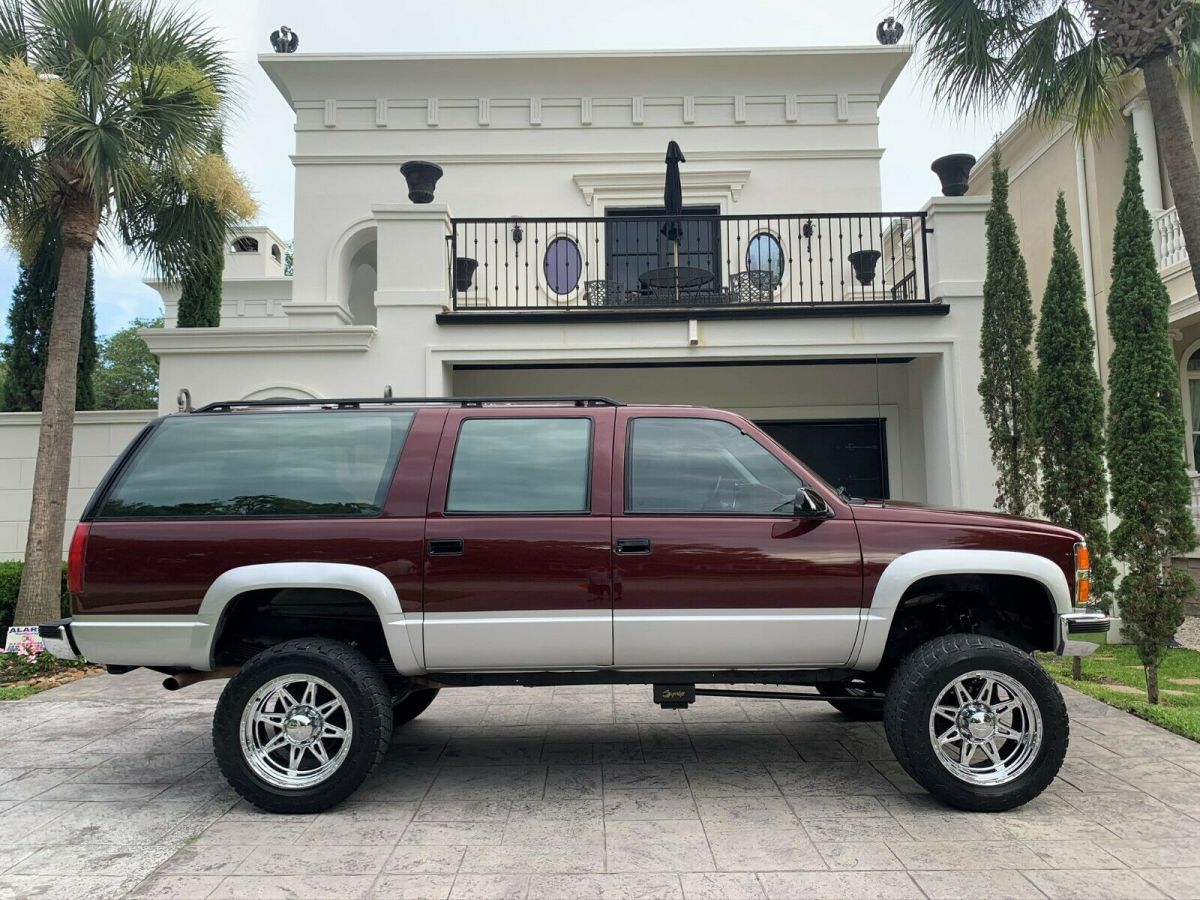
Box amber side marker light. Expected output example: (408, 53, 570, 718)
(1074, 541, 1090, 607)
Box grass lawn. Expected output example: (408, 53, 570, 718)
(1041, 643, 1200, 742)
(0, 684, 42, 701)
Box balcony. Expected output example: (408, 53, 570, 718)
(1156, 206, 1188, 271)
(445, 211, 933, 320)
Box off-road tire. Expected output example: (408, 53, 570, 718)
(213, 638, 392, 814)
(882, 633, 1067, 812)
(394, 687, 439, 725)
(817, 682, 884, 720)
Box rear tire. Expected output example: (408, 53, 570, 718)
(817, 682, 884, 720)
(882, 633, 1067, 812)
(394, 687, 439, 725)
(213, 638, 392, 814)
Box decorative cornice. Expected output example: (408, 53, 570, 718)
(261, 45, 912, 63)
(145, 275, 294, 288)
(573, 169, 752, 205)
(290, 148, 883, 167)
(0, 409, 157, 426)
(141, 326, 377, 355)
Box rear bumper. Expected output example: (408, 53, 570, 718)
(38, 618, 80, 660)
(1059, 611, 1110, 657)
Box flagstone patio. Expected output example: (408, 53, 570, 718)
(0, 670, 1197, 899)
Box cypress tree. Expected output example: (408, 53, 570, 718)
(77, 259, 96, 409)
(1, 229, 96, 411)
(980, 154, 1039, 516)
(1107, 135, 1196, 704)
(176, 129, 228, 328)
(176, 237, 223, 327)
(1034, 192, 1114, 610)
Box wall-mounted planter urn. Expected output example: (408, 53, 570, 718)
(400, 160, 444, 204)
(454, 257, 478, 293)
(847, 249, 882, 286)
(930, 154, 976, 197)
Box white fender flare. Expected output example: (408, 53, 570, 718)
(848, 549, 1073, 671)
(198, 563, 424, 675)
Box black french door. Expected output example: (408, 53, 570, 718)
(604, 206, 721, 294)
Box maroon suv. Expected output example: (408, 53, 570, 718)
(40, 397, 1108, 814)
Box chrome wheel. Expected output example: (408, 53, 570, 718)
(239, 675, 354, 790)
(928, 669, 1042, 786)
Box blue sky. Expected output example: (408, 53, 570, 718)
(0, 0, 1013, 340)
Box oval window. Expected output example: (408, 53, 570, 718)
(746, 233, 785, 288)
(543, 237, 582, 295)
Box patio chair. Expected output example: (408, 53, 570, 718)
(728, 270, 775, 303)
(583, 280, 624, 307)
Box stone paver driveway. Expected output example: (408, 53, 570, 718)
(1, 672, 1199, 899)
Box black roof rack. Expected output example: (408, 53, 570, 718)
(193, 396, 624, 413)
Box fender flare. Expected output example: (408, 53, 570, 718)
(197, 562, 424, 675)
(848, 549, 1072, 671)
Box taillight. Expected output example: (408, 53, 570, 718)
(67, 523, 90, 595)
(1074, 541, 1090, 607)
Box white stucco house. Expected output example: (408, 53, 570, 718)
(0, 44, 1000, 558)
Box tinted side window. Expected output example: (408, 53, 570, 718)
(447, 418, 592, 514)
(99, 411, 413, 518)
(627, 417, 802, 514)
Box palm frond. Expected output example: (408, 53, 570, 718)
(0, 0, 248, 276)
(904, 0, 1160, 134)
(115, 160, 232, 281)
(1176, 1, 1200, 94)
(0, 0, 27, 58)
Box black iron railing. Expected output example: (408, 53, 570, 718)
(447, 211, 930, 311)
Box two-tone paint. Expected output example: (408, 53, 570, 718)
(63, 403, 1083, 675)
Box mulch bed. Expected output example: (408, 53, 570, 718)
(0, 665, 102, 691)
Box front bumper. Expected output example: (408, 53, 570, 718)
(38, 618, 80, 661)
(1059, 610, 1111, 657)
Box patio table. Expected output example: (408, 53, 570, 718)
(638, 266, 715, 290)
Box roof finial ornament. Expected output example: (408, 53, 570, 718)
(270, 25, 299, 53)
(876, 17, 904, 45)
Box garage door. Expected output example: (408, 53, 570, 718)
(756, 418, 889, 500)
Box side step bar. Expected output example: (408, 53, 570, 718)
(652, 683, 881, 710)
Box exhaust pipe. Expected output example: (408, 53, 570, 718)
(162, 666, 239, 692)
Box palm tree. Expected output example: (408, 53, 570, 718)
(0, 0, 255, 626)
(902, 0, 1200, 301)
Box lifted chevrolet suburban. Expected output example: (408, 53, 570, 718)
(40, 397, 1108, 814)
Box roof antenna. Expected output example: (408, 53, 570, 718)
(383, 384, 393, 399)
(177, 388, 193, 413)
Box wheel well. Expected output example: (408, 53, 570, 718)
(211, 587, 392, 672)
(878, 574, 1057, 676)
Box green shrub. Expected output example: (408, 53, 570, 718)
(0, 562, 69, 632)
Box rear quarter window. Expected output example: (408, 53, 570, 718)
(97, 411, 414, 519)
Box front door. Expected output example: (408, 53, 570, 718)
(611, 411, 863, 668)
(422, 408, 614, 670)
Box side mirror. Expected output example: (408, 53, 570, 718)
(794, 487, 832, 519)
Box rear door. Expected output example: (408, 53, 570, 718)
(611, 410, 863, 668)
(422, 407, 614, 670)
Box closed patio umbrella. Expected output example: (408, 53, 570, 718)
(662, 141, 686, 299)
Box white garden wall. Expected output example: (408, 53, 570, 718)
(0, 410, 156, 561)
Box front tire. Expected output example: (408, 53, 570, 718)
(882, 634, 1067, 812)
(213, 638, 392, 814)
